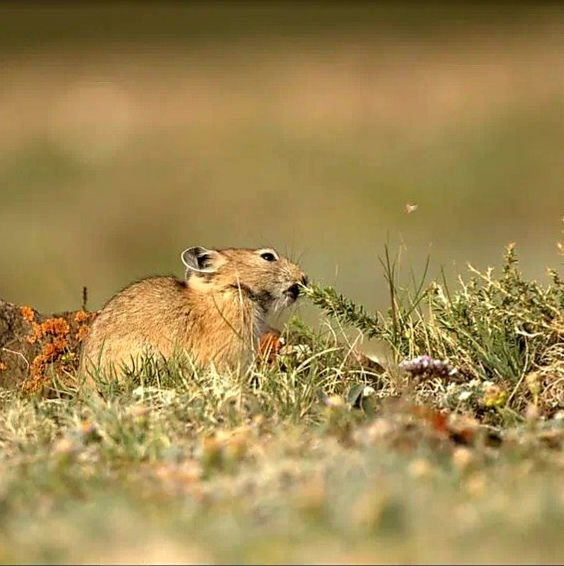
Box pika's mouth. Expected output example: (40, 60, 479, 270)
(284, 283, 301, 302)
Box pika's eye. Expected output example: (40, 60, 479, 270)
(260, 252, 277, 262)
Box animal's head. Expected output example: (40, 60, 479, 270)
(181, 246, 307, 314)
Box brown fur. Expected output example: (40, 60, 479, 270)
(80, 247, 305, 379)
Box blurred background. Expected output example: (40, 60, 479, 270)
(0, 2, 563, 317)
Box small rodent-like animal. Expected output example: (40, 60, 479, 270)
(80, 246, 307, 378)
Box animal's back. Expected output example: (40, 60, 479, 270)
(81, 276, 189, 375)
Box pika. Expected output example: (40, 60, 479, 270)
(80, 246, 306, 379)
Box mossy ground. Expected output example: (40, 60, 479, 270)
(0, 245, 562, 564)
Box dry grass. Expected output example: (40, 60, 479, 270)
(0, 368, 562, 563)
(0, 240, 562, 564)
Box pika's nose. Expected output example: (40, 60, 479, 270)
(300, 274, 309, 287)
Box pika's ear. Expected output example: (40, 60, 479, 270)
(181, 246, 225, 274)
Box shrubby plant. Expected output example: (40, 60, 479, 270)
(305, 244, 563, 420)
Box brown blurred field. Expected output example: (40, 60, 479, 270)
(0, 2, 563, 315)
(0, 6, 563, 564)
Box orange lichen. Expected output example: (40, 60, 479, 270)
(74, 310, 92, 324)
(25, 321, 71, 392)
(0, 362, 7, 371)
(40, 318, 70, 337)
(26, 317, 70, 346)
(76, 325, 90, 342)
(45, 339, 68, 359)
(26, 321, 44, 344)
(20, 305, 35, 322)
(20, 306, 95, 393)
